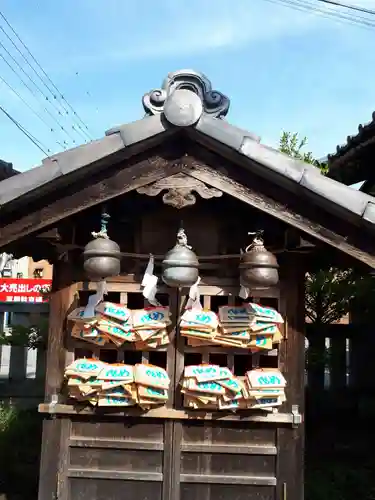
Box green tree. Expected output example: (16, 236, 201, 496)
(279, 131, 357, 323)
(0, 315, 49, 349)
(279, 131, 328, 173)
(305, 268, 356, 323)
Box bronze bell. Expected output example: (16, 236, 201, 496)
(239, 231, 279, 289)
(83, 210, 122, 281)
(162, 228, 199, 288)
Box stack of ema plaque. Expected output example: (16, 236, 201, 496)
(68, 303, 171, 349)
(217, 303, 284, 350)
(65, 359, 170, 410)
(179, 303, 283, 350)
(182, 364, 286, 411)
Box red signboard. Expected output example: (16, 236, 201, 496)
(0, 278, 52, 303)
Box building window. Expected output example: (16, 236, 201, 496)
(33, 268, 44, 278)
(2, 268, 12, 278)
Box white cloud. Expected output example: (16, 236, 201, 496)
(43, 0, 323, 71)
(2, 0, 375, 171)
(53, 0, 375, 72)
(7, 0, 371, 74)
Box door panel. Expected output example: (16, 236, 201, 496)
(64, 286, 179, 500)
(69, 478, 162, 500)
(60, 280, 303, 500)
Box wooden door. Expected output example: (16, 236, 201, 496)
(43, 274, 304, 500)
(168, 280, 304, 500)
(55, 283, 178, 500)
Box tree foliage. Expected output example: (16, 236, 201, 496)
(305, 269, 356, 323)
(279, 131, 362, 323)
(279, 131, 328, 174)
(0, 315, 48, 349)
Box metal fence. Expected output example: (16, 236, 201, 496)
(305, 323, 375, 421)
(0, 345, 45, 408)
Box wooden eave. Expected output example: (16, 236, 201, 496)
(1, 69, 375, 268)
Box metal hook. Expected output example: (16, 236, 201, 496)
(248, 229, 264, 243)
(92, 206, 110, 239)
(245, 230, 265, 252)
(100, 206, 110, 234)
(177, 227, 190, 247)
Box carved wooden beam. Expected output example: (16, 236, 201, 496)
(136, 172, 222, 209)
(0, 156, 184, 248)
(37, 228, 62, 240)
(184, 157, 375, 268)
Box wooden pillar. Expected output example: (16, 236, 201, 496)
(38, 259, 77, 500)
(44, 259, 77, 400)
(277, 256, 306, 500)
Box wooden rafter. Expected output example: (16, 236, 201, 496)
(0, 155, 184, 248)
(1, 150, 375, 268)
(183, 158, 375, 268)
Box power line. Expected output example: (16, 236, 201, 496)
(0, 51, 73, 146)
(314, 0, 375, 16)
(0, 40, 68, 119)
(261, 0, 375, 29)
(305, 0, 375, 26)
(0, 38, 89, 144)
(0, 74, 66, 151)
(306, 0, 375, 27)
(0, 104, 49, 155)
(0, 9, 93, 137)
(0, 23, 92, 141)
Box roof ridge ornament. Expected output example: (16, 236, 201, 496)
(142, 69, 230, 127)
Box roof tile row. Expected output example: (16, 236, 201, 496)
(0, 69, 374, 233)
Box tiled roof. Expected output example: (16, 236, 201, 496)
(328, 111, 375, 164)
(0, 159, 19, 181)
(1, 69, 375, 230)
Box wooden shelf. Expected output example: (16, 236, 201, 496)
(71, 338, 168, 352)
(184, 346, 278, 356)
(71, 338, 278, 356)
(76, 275, 280, 299)
(38, 403, 297, 424)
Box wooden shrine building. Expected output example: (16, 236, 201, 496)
(328, 110, 375, 191)
(1, 70, 375, 500)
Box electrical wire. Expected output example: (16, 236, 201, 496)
(0, 104, 50, 155)
(276, 0, 375, 27)
(314, 0, 375, 16)
(0, 51, 73, 146)
(0, 9, 93, 137)
(261, 0, 375, 29)
(0, 23, 92, 141)
(0, 74, 66, 150)
(0, 39, 89, 144)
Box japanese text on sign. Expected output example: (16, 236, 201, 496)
(0, 279, 52, 304)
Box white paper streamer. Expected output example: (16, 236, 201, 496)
(239, 282, 249, 300)
(141, 255, 161, 306)
(83, 280, 108, 318)
(186, 276, 203, 310)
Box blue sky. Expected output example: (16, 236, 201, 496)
(1, 0, 375, 172)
